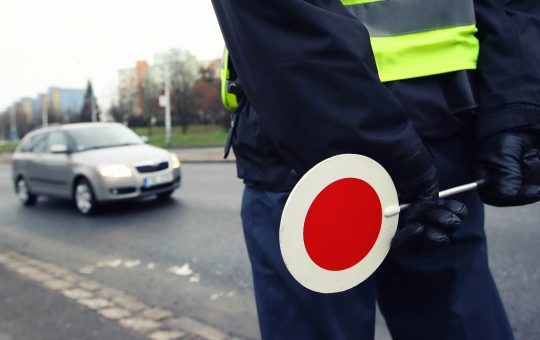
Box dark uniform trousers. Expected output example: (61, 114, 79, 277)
(240, 128, 514, 340)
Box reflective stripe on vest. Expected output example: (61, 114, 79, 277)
(342, 0, 479, 82)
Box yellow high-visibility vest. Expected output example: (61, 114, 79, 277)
(221, 0, 479, 109)
(220, 49, 239, 111)
(344, 0, 479, 82)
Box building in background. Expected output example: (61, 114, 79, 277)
(19, 98, 34, 127)
(118, 61, 153, 119)
(118, 67, 138, 117)
(2, 47, 222, 140)
(6, 105, 18, 140)
(13, 99, 33, 137)
(117, 48, 205, 126)
(48, 87, 85, 123)
(135, 61, 149, 117)
(0, 87, 84, 140)
(31, 94, 48, 126)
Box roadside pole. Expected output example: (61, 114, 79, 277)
(9, 108, 18, 141)
(42, 96, 48, 127)
(164, 63, 172, 147)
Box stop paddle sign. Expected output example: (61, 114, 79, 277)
(279, 154, 399, 293)
(280, 154, 480, 293)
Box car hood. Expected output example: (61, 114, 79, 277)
(71, 144, 172, 167)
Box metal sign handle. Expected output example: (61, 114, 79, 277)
(384, 181, 482, 217)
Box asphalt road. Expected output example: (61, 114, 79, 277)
(0, 163, 539, 340)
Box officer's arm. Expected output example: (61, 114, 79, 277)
(473, 0, 540, 206)
(474, 0, 540, 137)
(211, 0, 433, 186)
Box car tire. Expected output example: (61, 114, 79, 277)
(157, 190, 174, 200)
(74, 178, 98, 215)
(16, 177, 37, 206)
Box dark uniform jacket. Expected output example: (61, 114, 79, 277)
(212, 0, 540, 192)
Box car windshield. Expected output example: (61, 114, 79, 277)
(65, 125, 143, 152)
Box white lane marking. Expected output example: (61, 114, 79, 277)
(167, 263, 193, 276)
(82, 259, 205, 283)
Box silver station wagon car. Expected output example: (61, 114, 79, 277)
(12, 122, 181, 215)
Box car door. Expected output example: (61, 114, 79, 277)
(40, 130, 73, 198)
(24, 132, 49, 194)
(13, 134, 37, 185)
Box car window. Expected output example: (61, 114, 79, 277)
(32, 133, 49, 153)
(20, 136, 35, 153)
(21, 133, 48, 153)
(47, 131, 68, 152)
(66, 124, 143, 152)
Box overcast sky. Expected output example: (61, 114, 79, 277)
(0, 0, 224, 111)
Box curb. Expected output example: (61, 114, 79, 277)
(0, 247, 241, 340)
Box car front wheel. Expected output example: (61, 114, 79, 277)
(16, 177, 37, 206)
(74, 178, 97, 215)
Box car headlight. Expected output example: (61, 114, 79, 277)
(171, 153, 181, 169)
(97, 164, 133, 178)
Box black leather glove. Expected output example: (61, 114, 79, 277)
(387, 147, 468, 251)
(475, 130, 540, 207)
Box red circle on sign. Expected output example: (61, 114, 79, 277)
(303, 178, 382, 271)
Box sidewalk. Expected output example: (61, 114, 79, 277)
(0, 247, 236, 340)
(0, 265, 145, 340)
(0, 147, 235, 165)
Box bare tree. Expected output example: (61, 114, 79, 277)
(167, 50, 198, 134)
(141, 73, 162, 135)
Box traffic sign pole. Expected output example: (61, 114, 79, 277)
(383, 181, 482, 217)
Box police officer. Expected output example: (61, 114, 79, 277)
(211, 1, 540, 339)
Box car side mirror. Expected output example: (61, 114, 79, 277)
(140, 136, 149, 144)
(50, 144, 69, 154)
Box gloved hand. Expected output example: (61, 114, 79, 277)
(475, 130, 540, 207)
(388, 147, 468, 251)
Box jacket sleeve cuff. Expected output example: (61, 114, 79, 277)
(476, 104, 540, 139)
(384, 145, 436, 193)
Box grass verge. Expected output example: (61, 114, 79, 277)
(131, 125, 228, 148)
(0, 141, 18, 154)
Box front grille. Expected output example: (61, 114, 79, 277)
(135, 161, 169, 173)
